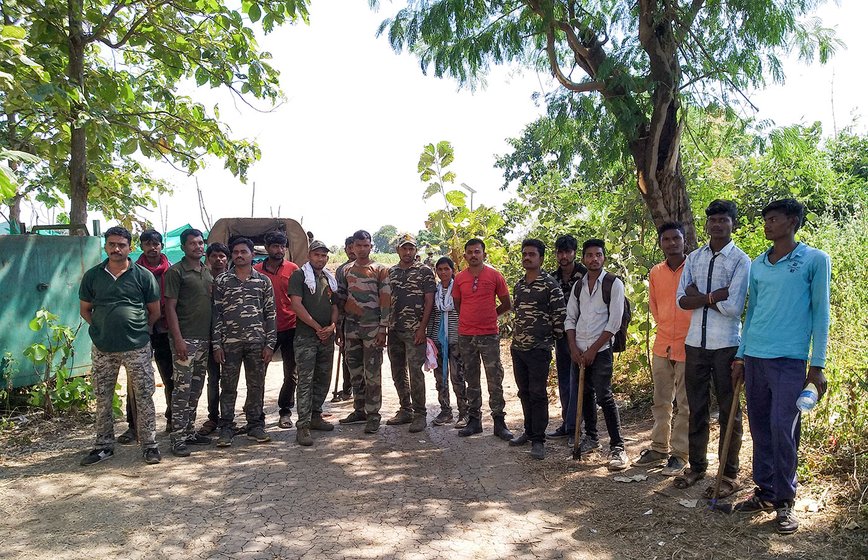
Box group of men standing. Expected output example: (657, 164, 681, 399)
(79, 227, 339, 464)
(77, 197, 829, 535)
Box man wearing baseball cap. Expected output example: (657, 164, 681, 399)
(386, 233, 436, 432)
(289, 241, 340, 446)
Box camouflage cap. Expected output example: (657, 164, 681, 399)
(308, 240, 329, 253)
(395, 233, 417, 247)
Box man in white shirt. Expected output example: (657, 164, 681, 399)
(564, 239, 629, 471)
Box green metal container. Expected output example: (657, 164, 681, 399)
(0, 235, 103, 388)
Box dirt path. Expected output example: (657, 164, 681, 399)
(1, 345, 864, 559)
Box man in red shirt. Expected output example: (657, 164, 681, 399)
(453, 238, 513, 440)
(254, 232, 299, 429)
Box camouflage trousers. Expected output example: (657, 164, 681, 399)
(92, 344, 157, 450)
(169, 338, 209, 443)
(387, 330, 427, 415)
(220, 341, 267, 430)
(294, 334, 335, 428)
(458, 334, 507, 421)
(432, 340, 468, 416)
(345, 322, 383, 423)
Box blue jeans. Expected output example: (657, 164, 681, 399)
(554, 336, 575, 430)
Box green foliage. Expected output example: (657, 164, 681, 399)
(417, 140, 507, 266)
(372, 224, 399, 253)
(379, 1, 839, 246)
(1, 352, 17, 411)
(798, 215, 868, 485)
(1, 0, 310, 226)
(23, 308, 89, 417)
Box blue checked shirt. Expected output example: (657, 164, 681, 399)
(676, 241, 750, 350)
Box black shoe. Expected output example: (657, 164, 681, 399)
(493, 416, 513, 441)
(458, 417, 483, 437)
(734, 493, 776, 514)
(164, 421, 172, 434)
(339, 411, 368, 424)
(530, 441, 546, 460)
(171, 441, 190, 457)
(216, 427, 234, 447)
(432, 411, 454, 426)
(776, 503, 799, 534)
(117, 429, 136, 445)
(143, 447, 162, 464)
(546, 425, 569, 439)
(509, 432, 529, 446)
(80, 448, 114, 466)
(185, 433, 212, 445)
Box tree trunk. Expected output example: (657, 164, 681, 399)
(68, 0, 88, 234)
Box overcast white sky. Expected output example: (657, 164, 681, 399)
(33, 1, 868, 246)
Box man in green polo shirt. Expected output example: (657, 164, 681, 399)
(289, 240, 339, 446)
(164, 228, 214, 457)
(78, 226, 162, 466)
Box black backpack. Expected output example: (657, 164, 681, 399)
(572, 272, 632, 352)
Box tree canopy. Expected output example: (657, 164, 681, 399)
(1, 0, 309, 230)
(377, 0, 839, 248)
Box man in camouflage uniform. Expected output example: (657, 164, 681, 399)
(509, 239, 567, 460)
(336, 230, 391, 434)
(289, 241, 339, 446)
(386, 234, 436, 433)
(332, 236, 358, 402)
(164, 228, 213, 457)
(79, 226, 162, 466)
(212, 237, 277, 447)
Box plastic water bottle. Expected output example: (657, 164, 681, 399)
(796, 383, 819, 412)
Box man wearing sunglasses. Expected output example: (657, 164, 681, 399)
(453, 238, 513, 440)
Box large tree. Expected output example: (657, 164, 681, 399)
(1, 0, 309, 231)
(377, 0, 837, 247)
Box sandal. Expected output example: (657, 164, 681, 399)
(673, 469, 706, 489)
(703, 476, 741, 499)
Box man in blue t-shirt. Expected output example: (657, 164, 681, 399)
(731, 199, 831, 535)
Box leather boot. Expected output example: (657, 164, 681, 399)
(310, 414, 335, 431)
(457, 416, 483, 437)
(493, 416, 513, 441)
(296, 427, 313, 446)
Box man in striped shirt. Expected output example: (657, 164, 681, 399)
(673, 200, 750, 498)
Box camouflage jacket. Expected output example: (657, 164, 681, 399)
(388, 261, 436, 332)
(511, 271, 567, 351)
(337, 260, 391, 329)
(548, 262, 587, 305)
(212, 268, 277, 350)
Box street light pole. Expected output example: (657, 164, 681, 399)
(460, 182, 477, 211)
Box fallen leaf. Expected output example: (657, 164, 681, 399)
(644, 509, 653, 515)
(679, 499, 698, 508)
(843, 520, 861, 530)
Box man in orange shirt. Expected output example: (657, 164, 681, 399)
(254, 232, 300, 429)
(635, 222, 692, 476)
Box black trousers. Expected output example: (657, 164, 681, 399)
(127, 332, 173, 430)
(276, 328, 298, 415)
(511, 347, 552, 443)
(684, 345, 742, 478)
(206, 351, 221, 423)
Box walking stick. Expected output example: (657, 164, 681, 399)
(331, 346, 344, 401)
(709, 378, 743, 514)
(571, 361, 586, 460)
